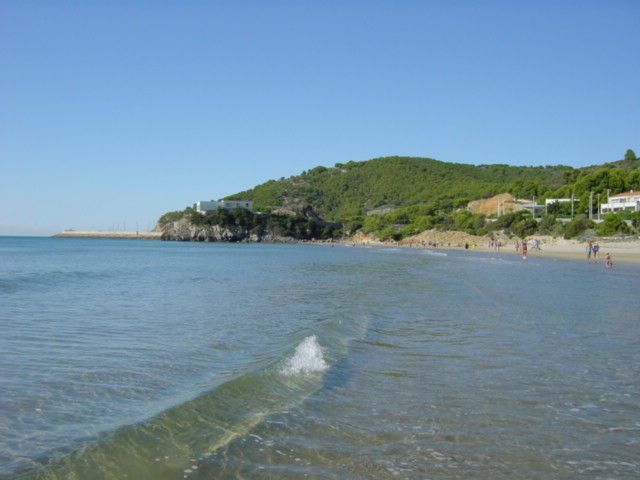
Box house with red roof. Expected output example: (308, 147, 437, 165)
(600, 191, 640, 214)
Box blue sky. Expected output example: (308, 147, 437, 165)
(1, 0, 638, 235)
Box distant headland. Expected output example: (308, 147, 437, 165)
(54, 152, 640, 245)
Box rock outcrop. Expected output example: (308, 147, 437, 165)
(467, 193, 534, 216)
(160, 218, 298, 243)
(400, 229, 487, 247)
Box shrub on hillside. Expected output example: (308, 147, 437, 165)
(362, 216, 385, 234)
(546, 201, 573, 217)
(563, 215, 594, 239)
(414, 215, 435, 231)
(490, 211, 528, 231)
(512, 218, 538, 239)
(451, 210, 487, 235)
(596, 213, 632, 236)
(377, 226, 400, 241)
(616, 210, 640, 230)
(158, 207, 193, 227)
(537, 214, 560, 235)
(341, 216, 364, 235)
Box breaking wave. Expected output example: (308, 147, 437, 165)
(280, 335, 329, 376)
(13, 322, 367, 480)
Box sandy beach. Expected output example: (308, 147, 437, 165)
(52, 229, 639, 265)
(474, 237, 640, 265)
(348, 231, 640, 265)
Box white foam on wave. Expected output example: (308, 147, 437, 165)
(280, 335, 328, 376)
(422, 250, 448, 257)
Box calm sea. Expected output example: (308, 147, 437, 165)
(1, 237, 639, 479)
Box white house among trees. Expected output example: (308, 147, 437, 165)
(600, 191, 640, 214)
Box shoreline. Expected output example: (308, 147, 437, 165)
(459, 242, 640, 265)
(50, 230, 639, 265)
(335, 233, 640, 266)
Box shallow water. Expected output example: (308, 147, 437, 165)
(1, 237, 639, 479)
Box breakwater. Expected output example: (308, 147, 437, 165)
(52, 230, 162, 239)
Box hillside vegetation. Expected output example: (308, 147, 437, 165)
(160, 149, 640, 241)
(225, 156, 574, 221)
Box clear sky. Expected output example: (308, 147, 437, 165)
(1, 0, 638, 235)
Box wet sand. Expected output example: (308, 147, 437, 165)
(359, 231, 640, 265)
(459, 235, 638, 265)
(508, 239, 640, 265)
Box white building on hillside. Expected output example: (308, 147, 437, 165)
(545, 198, 573, 205)
(196, 200, 253, 213)
(600, 191, 640, 214)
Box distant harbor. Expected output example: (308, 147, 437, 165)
(52, 230, 162, 240)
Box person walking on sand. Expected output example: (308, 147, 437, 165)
(586, 241, 593, 262)
(605, 252, 613, 268)
(593, 242, 600, 261)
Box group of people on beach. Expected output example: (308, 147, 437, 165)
(355, 237, 615, 268)
(513, 238, 613, 267)
(586, 240, 613, 267)
(488, 239, 502, 252)
(514, 238, 541, 260)
(406, 241, 451, 249)
(586, 240, 600, 261)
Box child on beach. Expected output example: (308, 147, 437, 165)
(605, 253, 613, 268)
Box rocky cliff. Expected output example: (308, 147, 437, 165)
(160, 218, 299, 243)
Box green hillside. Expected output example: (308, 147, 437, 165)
(225, 156, 573, 221)
(160, 150, 639, 241)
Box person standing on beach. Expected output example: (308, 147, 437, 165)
(593, 242, 600, 260)
(586, 241, 593, 262)
(605, 252, 613, 268)
(521, 239, 528, 260)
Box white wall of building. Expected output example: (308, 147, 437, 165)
(196, 200, 253, 213)
(600, 192, 640, 214)
(545, 198, 573, 205)
(219, 200, 253, 210)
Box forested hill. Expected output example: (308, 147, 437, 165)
(225, 156, 574, 222)
(158, 150, 639, 241)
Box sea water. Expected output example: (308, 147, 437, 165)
(1, 237, 638, 479)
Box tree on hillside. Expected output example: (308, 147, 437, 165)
(628, 169, 640, 190)
(625, 149, 637, 162)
